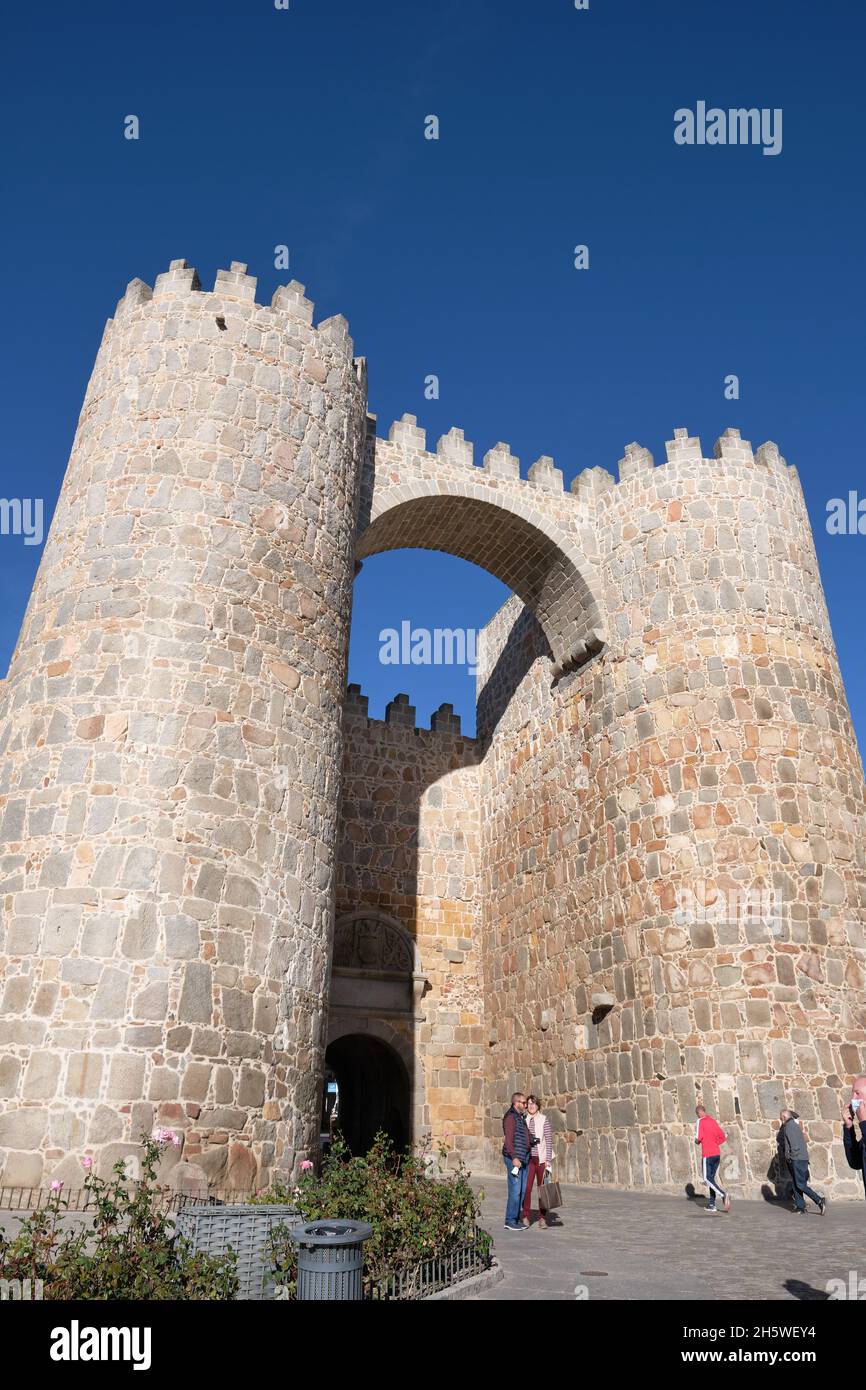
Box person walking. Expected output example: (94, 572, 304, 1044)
(772, 1112, 794, 1205)
(842, 1074, 866, 1199)
(502, 1092, 532, 1231)
(522, 1095, 554, 1228)
(779, 1108, 825, 1215)
(694, 1104, 731, 1214)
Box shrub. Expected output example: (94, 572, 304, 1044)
(0, 1134, 238, 1301)
(263, 1132, 490, 1297)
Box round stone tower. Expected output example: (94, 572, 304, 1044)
(476, 425, 866, 1198)
(586, 427, 866, 1194)
(0, 260, 368, 1189)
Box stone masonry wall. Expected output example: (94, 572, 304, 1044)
(335, 687, 485, 1168)
(0, 261, 367, 1190)
(477, 431, 866, 1197)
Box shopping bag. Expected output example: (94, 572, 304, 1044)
(538, 1170, 562, 1212)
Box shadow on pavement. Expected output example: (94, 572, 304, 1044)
(785, 1278, 830, 1301)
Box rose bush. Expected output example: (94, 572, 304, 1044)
(255, 1131, 490, 1298)
(0, 1134, 237, 1300)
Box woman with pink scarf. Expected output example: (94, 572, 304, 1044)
(521, 1094, 554, 1228)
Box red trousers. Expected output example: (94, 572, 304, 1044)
(521, 1156, 547, 1217)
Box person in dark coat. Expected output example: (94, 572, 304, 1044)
(779, 1108, 825, 1215)
(772, 1116, 794, 1203)
(842, 1075, 866, 1199)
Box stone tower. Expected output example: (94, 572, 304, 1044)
(474, 428, 866, 1195)
(0, 260, 367, 1188)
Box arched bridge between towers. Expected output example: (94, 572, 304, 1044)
(355, 414, 607, 678)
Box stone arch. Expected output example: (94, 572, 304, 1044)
(325, 1032, 411, 1156)
(325, 1017, 422, 1154)
(327, 913, 427, 1150)
(355, 480, 606, 676)
(326, 1013, 417, 1079)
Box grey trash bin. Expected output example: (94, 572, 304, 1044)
(290, 1220, 373, 1300)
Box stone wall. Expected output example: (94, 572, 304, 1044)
(476, 432, 866, 1196)
(334, 688, 485, 1167)
(0, 261, 367, 1190)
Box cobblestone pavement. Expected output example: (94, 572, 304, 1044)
(471, 1179, 866, 1301)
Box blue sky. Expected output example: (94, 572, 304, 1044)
(1, 0, 864, 742)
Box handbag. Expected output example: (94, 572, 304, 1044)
(538, 1168, 563, 1212)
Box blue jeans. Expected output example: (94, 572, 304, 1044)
(789, 1159, 822, 1211)
(503, 1155, 529, 1224)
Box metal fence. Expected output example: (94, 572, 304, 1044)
(0, 1187, 98, 1213)
(372, 1227, 491, 1300)
(1, 1187, 491, 1303)
(0, 1185, 263, 1214)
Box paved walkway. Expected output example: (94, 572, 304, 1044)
(471, 1178, 865, 1301)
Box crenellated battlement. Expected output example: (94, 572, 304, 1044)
(104, 263, 798, 511)
(344, 684, 472, 740)
(375, 414, 798, 509)
(75, 257, 371, 434)
(108, 257, 360, 369)
(379, 414, 573, 500)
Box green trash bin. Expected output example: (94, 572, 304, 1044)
(290, 1220, 373, 1300)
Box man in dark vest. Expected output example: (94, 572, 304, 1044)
(502, 1091, 534, 1231)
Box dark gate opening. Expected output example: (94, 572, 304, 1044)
(325, 1033, 411, 1157)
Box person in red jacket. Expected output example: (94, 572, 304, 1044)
(695, 1104, 732, 1214)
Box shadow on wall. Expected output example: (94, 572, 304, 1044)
(476, 602, 550, 746)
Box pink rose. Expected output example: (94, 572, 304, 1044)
(50, 1179, 63, 1191)
(82, 1157, 93, 1169)
(300, 1160, 314, 1172)
(152, 1127, 181, 1147)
